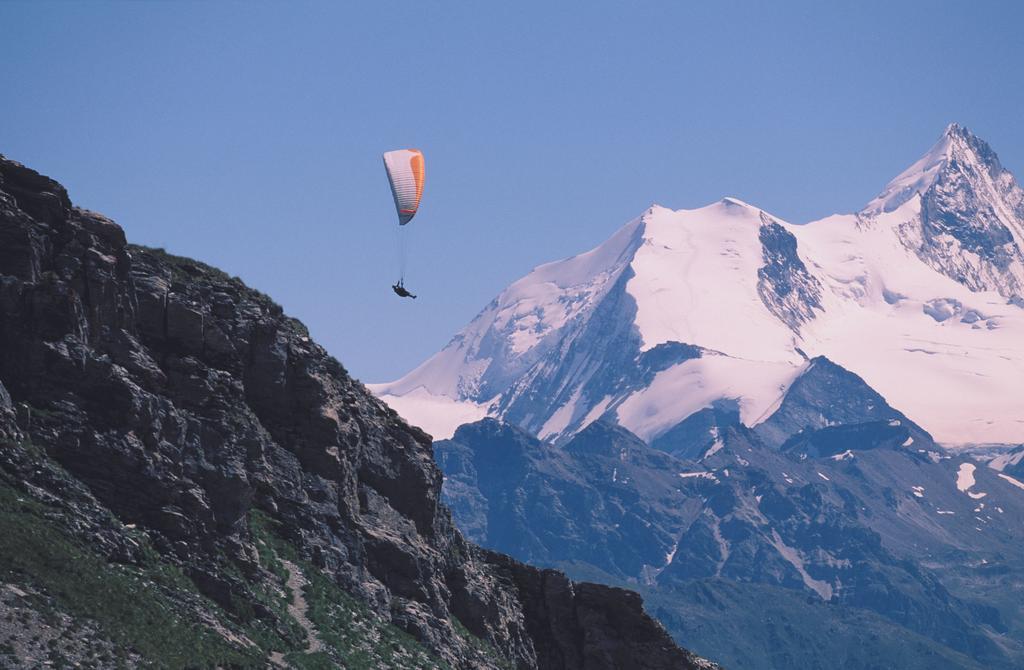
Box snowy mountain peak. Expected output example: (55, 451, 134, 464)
(940, 122, 1006, 173)
(865, 125, 957, 214)
(639, 199, 763, 234)
(863, 124, 1024, 298)
(864, 123, 1015, 216)
(943, 121, 973, 139)
(720, 196, 757, 210)
(375, 126, 1024, 448)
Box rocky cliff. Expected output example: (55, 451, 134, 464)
(0, 155, 712, 669)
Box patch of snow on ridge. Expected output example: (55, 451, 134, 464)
(990, 449, 1024, 472)
(770, 530, 833, 601)
(956, 462, 988, 499)
(664, 541, 679, 567)
(539, 386, 583, 441)
(616, 355, 803, 442)
(579, 395, 613, 431)
(703, 439, 725, 460)
(956, 463, 978, 492)
(998, 473, 1024, 491)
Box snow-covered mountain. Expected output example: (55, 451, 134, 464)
(372, 124, 1024, 447)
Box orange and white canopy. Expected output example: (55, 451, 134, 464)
(383, 149, 425, 225)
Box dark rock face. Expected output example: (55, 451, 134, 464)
(756, 213, 823, 330)
(651, 400, 740, 461)
(922, 129, 1019, 266)
(0, 155, 706, 669)
(999, 445, 1024, 479)
(753, 356, 933, 449)
(779, 420, 920, 459)
(482, 552, 706, 670)
(904, 124, 1024, 299)
(437, 419, 699, 580)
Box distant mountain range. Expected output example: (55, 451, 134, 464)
(435, 356, 1024, 668)
(376, 125, 1024, 669)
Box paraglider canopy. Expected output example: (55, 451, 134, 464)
(383, 149, 425, 225)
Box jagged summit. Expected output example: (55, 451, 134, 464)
(376, 126, 1024, 448)
(864, 126, 957, 214)
(863, 122, 1016, 216)
(861, 123, 1024, 297)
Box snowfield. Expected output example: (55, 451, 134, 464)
(625, 199, 804, 360)
(615, 354, 801, 442)
(371, 387, 492, 440)
(372, 125, 1024, 446)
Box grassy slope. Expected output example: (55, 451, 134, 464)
(248, 511, 450, 670)
(0, 452, 509, 669)
(0, 477, 255, 668)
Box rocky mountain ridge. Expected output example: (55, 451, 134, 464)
(0, 154, 712, 669)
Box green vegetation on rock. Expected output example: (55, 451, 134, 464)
(0, 478, 256, 668)
(249, 511, 450, 669)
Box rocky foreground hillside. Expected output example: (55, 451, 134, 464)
(0, 155, 714, 669)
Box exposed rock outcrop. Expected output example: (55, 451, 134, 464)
(0, 154, 709, 669)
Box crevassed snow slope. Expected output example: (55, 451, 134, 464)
(797, 202, 1024, 444)
(373, 124, 1024, 446)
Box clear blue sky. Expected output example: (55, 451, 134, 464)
(2, 1, 1022, 382)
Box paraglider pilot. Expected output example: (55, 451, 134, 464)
(392, 280, 416, 299)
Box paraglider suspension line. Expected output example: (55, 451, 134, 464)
(396, 225, 408, 285)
